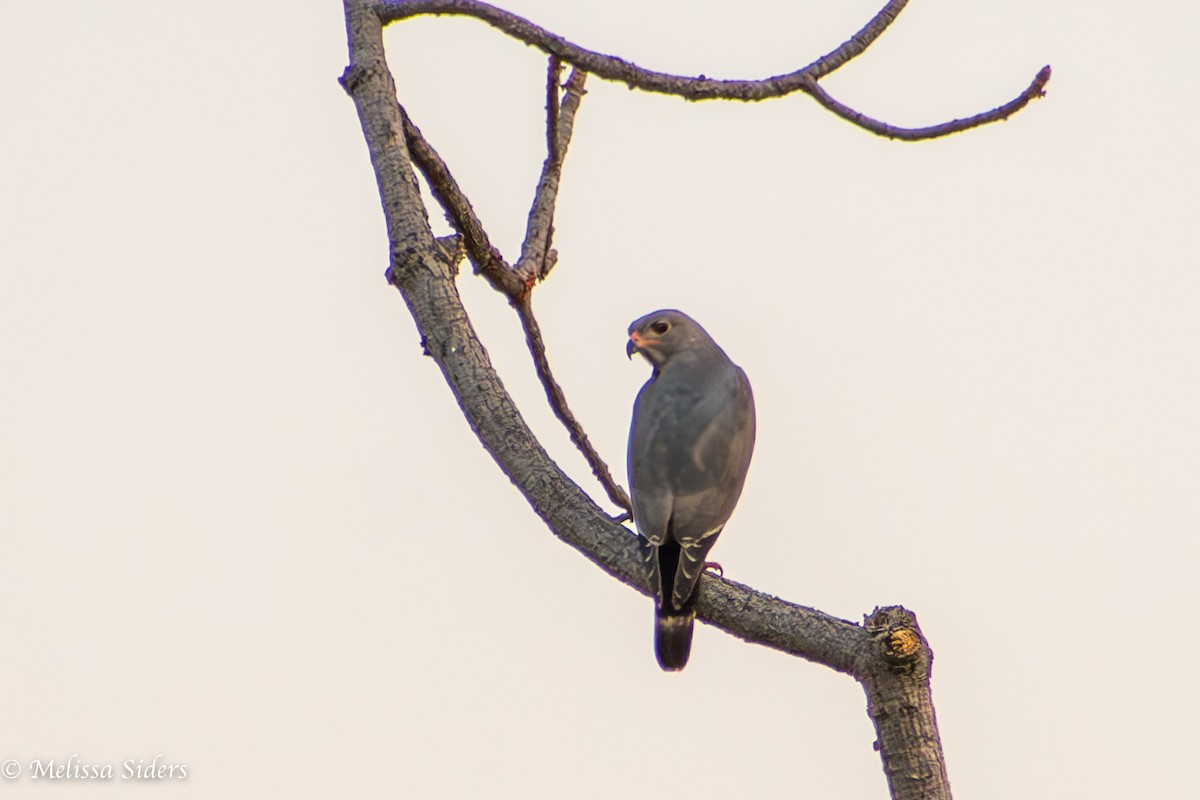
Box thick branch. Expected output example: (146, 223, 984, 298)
(696, 575, 865, 674)
(859, 608, 952, 800)
(377, 0, 1049, 140)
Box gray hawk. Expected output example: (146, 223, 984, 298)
(626, 310, 755, 670)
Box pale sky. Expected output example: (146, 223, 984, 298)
(2, 1, 1197, 797)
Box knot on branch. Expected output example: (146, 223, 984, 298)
(339, 64, 374, 95)
(886, 627, 922, 659)
(863, 605, 931, 675)
(385, 243, 431, 287)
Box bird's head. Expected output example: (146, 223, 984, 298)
(626, 309, 713, 368)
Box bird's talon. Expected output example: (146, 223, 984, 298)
(703, 561, 724, 577)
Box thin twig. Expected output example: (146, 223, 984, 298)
(800, 0, 909, 80)
(511, 63, 616, 506)
(545, 56, 562, 165)
(377, 0, 1049, 141)
(398, 106, 525, 297)
(376, 0, 886, 98)
(402, 68, 619, 511)
(804, 65, 1052, 141)
(515, 294, 633, 512)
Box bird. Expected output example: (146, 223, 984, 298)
(626, 309, 756, 671)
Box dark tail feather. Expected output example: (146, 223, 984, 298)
(655, 608, 695, 671)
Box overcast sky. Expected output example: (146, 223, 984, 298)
(2, 1, 1197, 797)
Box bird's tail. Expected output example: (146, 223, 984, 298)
(654, 607, 694, 671)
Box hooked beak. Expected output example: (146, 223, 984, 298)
(627, 331, 655, 360)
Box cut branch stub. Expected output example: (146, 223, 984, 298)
(858, 607, 953, 800)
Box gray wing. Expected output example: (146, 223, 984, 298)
(629, 377, 675, 548)
(667, 366, 755, 608)
(630, 364, 755, 610)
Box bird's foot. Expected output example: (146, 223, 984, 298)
(703, 561, 724, 577)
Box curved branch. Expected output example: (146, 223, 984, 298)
(801, 0, 909, 80)
(377, 0, 894, 100)
(377, 0, 1049, 140)
(807, 64, 1053, 141)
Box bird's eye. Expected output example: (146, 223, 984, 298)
(650, 320, 670, 335)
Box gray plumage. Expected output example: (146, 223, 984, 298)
(626, 309, 755, 670)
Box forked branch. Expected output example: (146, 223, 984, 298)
(377, 0, 1049, 140)
(510, 60, 633, 511)
(515, 60, 587, 283)
(397, 107, 523, 296)
(397, 61, 630, 511)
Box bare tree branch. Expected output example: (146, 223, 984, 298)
(376, 0, 1049, 140)
(515, 294, 632, 513)
(400, 68, 621, 509)
(396, 106, 527, 296)
(801, 0, 910, 80)
(375, 0, 876, 97)
(805, 64, 1053, 141)
(508, 66, 631, 511)
(515, 61, 587, 283)
(544, 56, 562, 166)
